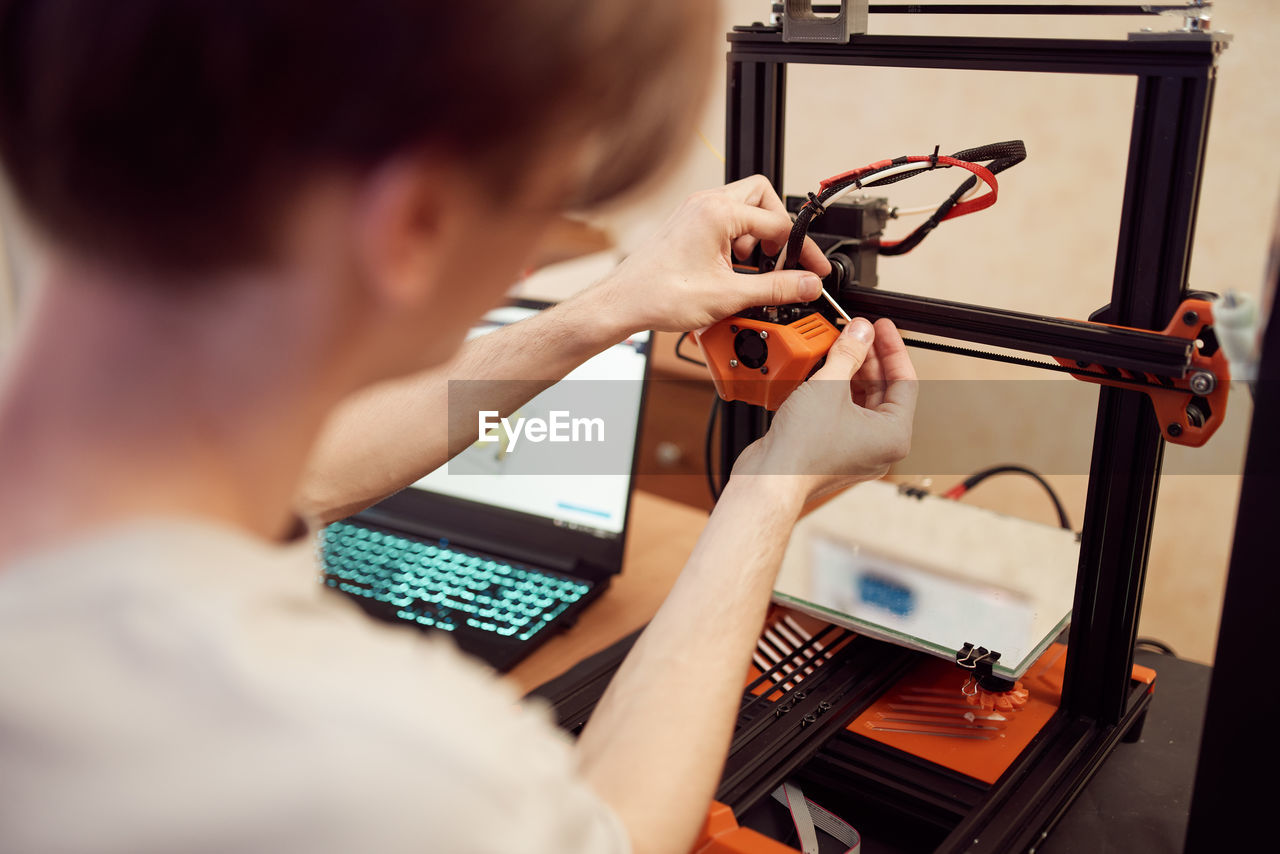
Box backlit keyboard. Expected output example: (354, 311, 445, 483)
(321, 522, 591, 642)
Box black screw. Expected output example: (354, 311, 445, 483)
(1075, 360, 1090, 369)
(1167, 423, 1183, 437)
(793, 690, 806, 701)
(760, 366, 769, 375)
(818, 700, 832, 712)
(801, 713, 818, 728)
(1182, 310, 1199, 327)
(730, 325, 738, 333)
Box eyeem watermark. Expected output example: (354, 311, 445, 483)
(478, 410, 605, 452)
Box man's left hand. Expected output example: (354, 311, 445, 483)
(600, 176, 832, 334)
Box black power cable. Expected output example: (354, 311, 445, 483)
(675, 330, 707, 368)
(1135, 637, 1178, 657)
(672, 330, 719, 501)
(947, 464, 1072, 530)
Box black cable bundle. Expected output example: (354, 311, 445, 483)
(777, 140, 1027, 269)
(881, 140, 1027, 257)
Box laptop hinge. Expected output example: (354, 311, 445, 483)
(352, 507, 607, 579)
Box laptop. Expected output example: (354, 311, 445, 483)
(320, 298, 651, 671)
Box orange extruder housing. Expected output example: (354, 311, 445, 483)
(694, 312, 840, 411)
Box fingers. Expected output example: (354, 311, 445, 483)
(729, 269, 823, 311)
(872, 318, 915, 382)
(872, 319, 919, 413)
(813, 318, 874, 382)
(728, 203, 795, 259)
(728, 205, 831, 276)
(723, 175, 789, 216)
(852, 335, 886, 410)
(797, 236, 832, 277)
(774, 237, 832, 277)
(721, 177, 831, 276)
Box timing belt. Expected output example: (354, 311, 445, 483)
(900, 336, 1178, 391)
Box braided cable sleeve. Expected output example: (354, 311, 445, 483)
(951, 140, 1027, 168)
(879, 174, 978, 255)
(780, 140, 1027, 267)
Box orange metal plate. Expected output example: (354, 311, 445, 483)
(847, 644, 1070, 785)
(698, 630, 1157, 851)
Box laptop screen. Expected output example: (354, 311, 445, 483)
(405, 303, 649, 540)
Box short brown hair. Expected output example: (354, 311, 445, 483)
(0, 0, 715, 274)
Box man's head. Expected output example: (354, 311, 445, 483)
(0, 0, 717, 378)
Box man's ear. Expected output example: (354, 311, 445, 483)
(351, 152, 461, 310)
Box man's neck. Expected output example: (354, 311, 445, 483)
(0, 267, 350, 564)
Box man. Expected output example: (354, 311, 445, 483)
(0, 1, 917, 852)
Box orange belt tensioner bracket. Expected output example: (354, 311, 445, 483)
(694, 311, 840, 411)
(1055, 297, 1230, 448)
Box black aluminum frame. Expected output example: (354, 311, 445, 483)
(720, 26, 1227, 852)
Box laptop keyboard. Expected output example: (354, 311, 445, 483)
(320, 522, 591, 642)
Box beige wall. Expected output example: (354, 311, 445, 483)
(600, 0, 1278, 664)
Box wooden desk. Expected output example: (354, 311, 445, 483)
(507, 490, 708, 694)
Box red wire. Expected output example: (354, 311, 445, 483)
(819, 155, 1000, 247)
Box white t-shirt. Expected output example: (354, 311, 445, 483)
(0, 519, 629, 854)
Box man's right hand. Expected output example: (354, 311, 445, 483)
(731, 317, 918, 502)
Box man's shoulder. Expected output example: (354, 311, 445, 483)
(0, 515, 524, 725)
(0, 518, 627, 853)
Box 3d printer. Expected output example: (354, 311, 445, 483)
(533, 3, 1271, 851)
